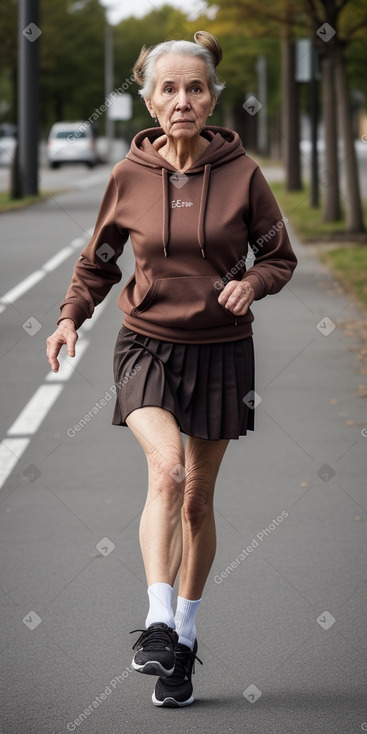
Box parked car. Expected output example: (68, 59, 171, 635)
(47, 121, 97, 169)
(0, 123, 17, 166)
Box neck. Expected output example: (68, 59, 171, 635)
(154, 133, 209, 172)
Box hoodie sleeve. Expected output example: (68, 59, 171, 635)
(57, 170, 129, 329)
(241, 166, 297, 300)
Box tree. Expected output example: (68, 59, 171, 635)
(205, 0, 366, 231)
(305, 0, 366, 232)
(204, 0, 306, 187)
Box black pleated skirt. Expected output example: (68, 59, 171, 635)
(111, 325, 255, 440)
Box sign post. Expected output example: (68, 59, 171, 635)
(18, 0, 40, 197)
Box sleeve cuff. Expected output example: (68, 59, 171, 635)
(57, 303, 89, 330)
(241, 271, 266, 300)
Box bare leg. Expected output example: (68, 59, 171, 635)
(178, 437, 229, 600)
(126, 407, 185, 587)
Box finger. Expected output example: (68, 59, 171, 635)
(225, 288, 249, 308)
(66, 333, 77, 358)
(217, 281, 237, 305)
(47, 344, 60, 372)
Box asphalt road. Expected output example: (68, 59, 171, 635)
(0, 168, 366, 734)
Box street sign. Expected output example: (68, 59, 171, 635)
(295, 39, 321, 82)
(295, 39, 312, 82)
(107, 93, 132, 120)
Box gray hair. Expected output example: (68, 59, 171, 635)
(138, 40, 225, 100)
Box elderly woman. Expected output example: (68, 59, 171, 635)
(46, 31, 297, 708)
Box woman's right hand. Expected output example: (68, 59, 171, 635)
(46, 319, 78, 373)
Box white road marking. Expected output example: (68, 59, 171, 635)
(0, 270, 46, 305)
(79, 295, 111, 331)
(7, 385, 64, 436)
(0, 228, 93, 312)
(42, 247, 74, 273)
(0, 438, 31, 487)
(0, 293, 114, 490)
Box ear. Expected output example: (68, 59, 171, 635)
(210, 95, 217, 115)
(145, 98, 156, 119)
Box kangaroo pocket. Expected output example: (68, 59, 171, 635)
(123, 275, 240, 330)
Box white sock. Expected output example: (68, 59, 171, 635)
(175, 596, 201, 650)
(145, 582, 175, 629)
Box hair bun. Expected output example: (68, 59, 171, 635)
(194, 31, 222, 67)
(133, 45, 152, 87)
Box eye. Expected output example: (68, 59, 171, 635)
(164, 86, 175, 94)
(191, 86, 202, 94)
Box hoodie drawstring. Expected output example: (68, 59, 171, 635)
(197, 164, 211, 259)
(162, 168, 170, 258)
(161, 164, 212, 259)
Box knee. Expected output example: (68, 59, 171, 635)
(147, 445, 186, 499)
(182, 479, 213, 529)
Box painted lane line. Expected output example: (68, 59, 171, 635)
(0, 229, 94, 311)
(79, 294, 111, 332)
(45, 338, 90, 382)
(7, 384, 64, 436)
(0, 270, 46, 305)
(0, 292, 113, 490)
(0, 438, 31, 488)
(71, 230, 94, 249)
(42, 247, 74, 273)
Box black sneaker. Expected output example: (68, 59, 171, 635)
(130, 623, 178, 676)
(152, 639, 202, 707)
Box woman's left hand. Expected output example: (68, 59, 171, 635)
(217, 280, 255, 316)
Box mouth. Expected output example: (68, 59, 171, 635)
(173, 120, 195, 124)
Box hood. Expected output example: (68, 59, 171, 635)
(125, 126, 247, 259)
(126, 125, 246, 172)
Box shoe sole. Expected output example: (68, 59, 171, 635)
(132, 659, 175, 676)
(152, 691, 195, 707)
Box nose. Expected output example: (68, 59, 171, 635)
(176, 90, 191, 110)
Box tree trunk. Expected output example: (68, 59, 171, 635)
(321, 50, 341, 221)
(334, 43, 365, 233)
(281, 38, 301, 191)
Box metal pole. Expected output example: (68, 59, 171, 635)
(310, 43, 319, 208)
(18, 0, 39, 197)
(256, 54, 268, 155)
(105, 20, 114, 164)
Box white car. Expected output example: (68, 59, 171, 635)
(0, 123, 17, 167)
(47, 121, 97, 169)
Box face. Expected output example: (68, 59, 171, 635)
(145, 54, 216, 140)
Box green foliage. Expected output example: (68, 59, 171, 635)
(113, 5, 192, 133)
(320, 246, 367, 306)
(1, 0, 366, 140)
(40, 0, 106, 134)
(0, 0, 18, 122)
(270, 181, 367, 239)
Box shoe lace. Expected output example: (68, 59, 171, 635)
(130, 627, 174, 651)
(172, 646, 203, 681)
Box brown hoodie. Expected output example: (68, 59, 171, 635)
(58, 126, 297, 343)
